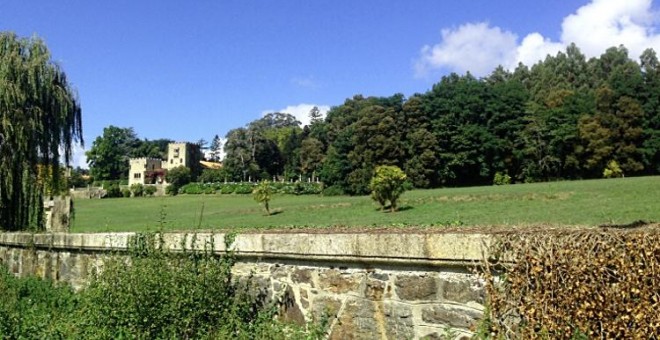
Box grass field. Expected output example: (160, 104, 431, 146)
(71, 176, 660, 233)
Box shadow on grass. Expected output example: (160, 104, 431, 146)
(375, 205, 414, 213)
(268, 210, 284, 216)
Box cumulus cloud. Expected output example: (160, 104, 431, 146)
(415, 22, 518, 77)
(416, 0, 660, 77)
(262, 103, 330, 127)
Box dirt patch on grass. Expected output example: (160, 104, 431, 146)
(408, 192, 574, 204)
(183, 222, 659, 235)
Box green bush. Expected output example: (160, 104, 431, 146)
(144, 185, 157, 196)
(493, 172, 512, 185)
(234, 183, 255, 194)
(603, 160, 624, 178)
(165, 166, 192, 196)
(130, 183, 144, 197)
(178, 182, 323, 196)
(322, 185, 344, 196)
(369, 165, 407, 212)
(220, 184, 235, 194)
(198, 169, 229, 183)
(0, 266, 78, 338)
(104, 184, 122, 198)
(121, 188, 131, 198)
(0, 234, 327, 339)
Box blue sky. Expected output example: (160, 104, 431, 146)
(2, 0, 660, 167)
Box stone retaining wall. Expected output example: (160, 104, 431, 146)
(0, 232, 491, 339)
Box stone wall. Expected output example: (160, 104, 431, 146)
(0, 232, 491, 339)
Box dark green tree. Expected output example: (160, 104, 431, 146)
(165, 166, 191, 195)
(639, 48, 660, 173)
(0, 32, 83, 230)
(209, 134, 223, 162)
(86, 126, 140, 180)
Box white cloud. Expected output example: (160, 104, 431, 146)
(515, 33, 565, 67)
(416, 0, 660, 77)
(262, 104, 330, 127)
(415, 22, 518, 77)
(560, 0, 660, 59)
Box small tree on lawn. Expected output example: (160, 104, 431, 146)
(253, 180, 273, 215)
(370, 165, 407, 212)
(603, 160, 624, 178)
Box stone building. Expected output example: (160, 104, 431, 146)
(128, 157, 165, 186)
(128, 142, 202, 186)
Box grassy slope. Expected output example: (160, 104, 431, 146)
(71, 176, 660, 232)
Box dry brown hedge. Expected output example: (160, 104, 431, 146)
(482, 224, 660, 339)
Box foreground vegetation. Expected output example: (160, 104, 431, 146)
(0, 235, 324, 339)
(72, 176, 659, 232)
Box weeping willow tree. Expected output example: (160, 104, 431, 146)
(0, 32, 83, 231)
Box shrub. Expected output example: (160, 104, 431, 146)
(144, 185, 157, 196)
(220, 184, 235, 194)
(234, 183, 255, 194)
(104, 184, 122, 198)
(493, 172, 512, 185)
(322, 185, 344, 196)
(165, 166, 192, 196)
(483, 228, 660, 338)
(198, 169, 229, 183)
(603, 160, 624, 178)
(130, 183, 144, 197)
(369, 165, 407, 212)
(121, 188, 131, 198)
(0, 266, 78, 338)
(0, 234, 327, 339)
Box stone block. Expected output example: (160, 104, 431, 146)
(311, 295, 343, 320)
(395, 274, 437, 301)
(291, 268, 314, 285)
(365, 278, 386, 300)
(318, 269, 362, 294)
(307, 234, 358, 256)
(383, 302, 415, 339)
(329, 298, 379, 340)
(369, 272, 389, 281)
(356, 233, 426, 258)
(269, 264, 290, 280)
(300, 289, 310, 309)
(280, 286, 305, 325)
(421, 304, 483, 329)
(439, 275, 485, 305)
(424, 233, 490, 261)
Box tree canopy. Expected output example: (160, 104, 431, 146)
(86, 126, 172, 181)
(0, 32, 83, 230)
(217, 44, 660, 194)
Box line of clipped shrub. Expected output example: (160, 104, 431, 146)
(178, 182, 323, 195)
(480, 224, 660, 339)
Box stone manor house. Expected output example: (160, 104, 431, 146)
(128, 142, 203, 186)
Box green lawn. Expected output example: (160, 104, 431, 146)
(71, 176, 660, 233)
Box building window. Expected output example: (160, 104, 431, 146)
(133, 173, 141, 179)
